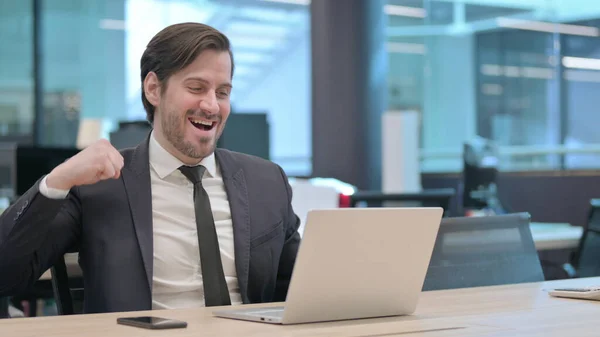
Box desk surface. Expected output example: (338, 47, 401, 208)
(4, 277, 600, 336)
(530, 222, 583, 250)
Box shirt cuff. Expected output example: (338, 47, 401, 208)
(39, 175, 70, 199)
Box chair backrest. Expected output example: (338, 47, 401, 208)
(423, 212, 544, 291)
(0, 297, 9, 319)
(349, 188, 455, 217)
(50, 253, 84, 315)
(572, 199, 600, 277)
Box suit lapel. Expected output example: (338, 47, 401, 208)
(119, 144, 251, 303)
(122, 136, 154, 294)
(216, 149, 251, 303)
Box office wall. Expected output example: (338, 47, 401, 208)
(0, 0, 126, 121)
(563, 22, 600, 169)
(386, 33, 477, 173)
(422, 172, 600, 228)
(0, 0, 126, 146)
(424, 34, 477, 172)
(0, 2, 32, 89)
(0, 1, 34, 138)
(423, 35, 476, 152)
(42, 0, 126, 121)
(235, 33, 311, 175)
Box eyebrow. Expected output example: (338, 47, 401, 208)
(184, 77, 232, 88)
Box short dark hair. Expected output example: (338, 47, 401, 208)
(140, 22, 234, 124)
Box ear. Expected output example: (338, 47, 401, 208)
(144, 72, 161, 108)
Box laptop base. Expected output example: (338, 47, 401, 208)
(213, 306, 285, 324)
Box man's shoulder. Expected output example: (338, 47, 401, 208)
(119, 145, 144, 170)
(118, 146, 137, 161)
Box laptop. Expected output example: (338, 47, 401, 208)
(213, 207, 443, 324)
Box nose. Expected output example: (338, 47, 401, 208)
(199, 90, 219, 115)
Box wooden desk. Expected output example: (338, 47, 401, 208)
(3, 277, 600, 336)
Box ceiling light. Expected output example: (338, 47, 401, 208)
(497, 18, 599, 37)
(261, 0, 310, 5)
(562, 56, 600, 70)
(386, 42, 426, 54)
(384, 5, 426, 18)
(481, 64, 503, 76)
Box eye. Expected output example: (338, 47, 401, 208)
(217, 91, 229, 98)
(189, 87, 203, 93)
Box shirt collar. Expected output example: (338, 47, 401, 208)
(149, 131, 218, 179)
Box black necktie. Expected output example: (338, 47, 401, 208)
(178, 165, 231, 307)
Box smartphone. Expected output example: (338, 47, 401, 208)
(116, 316, 188, 329)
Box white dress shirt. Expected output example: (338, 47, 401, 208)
(39, 133, 242, 309)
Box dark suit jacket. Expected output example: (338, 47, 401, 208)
(0, 136, 301, 313)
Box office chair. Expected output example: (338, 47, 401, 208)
(0, 297, 9, 319)
(422, 213, 545, 291)
(570, 199, 600, 278)
(462, 137, 509, 215)
(349, 188, 456, 217)
(50, 254, 84, 315)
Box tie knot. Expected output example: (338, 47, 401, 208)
(178, 165, 206, 185)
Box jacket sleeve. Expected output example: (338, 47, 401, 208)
(273, 165, 301, 301)
(0, 178, 81, 296)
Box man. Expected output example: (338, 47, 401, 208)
(0, 22, 301, 313)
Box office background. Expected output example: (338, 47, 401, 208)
(3, 0, 600, 321)
(2, 0, 600, 226)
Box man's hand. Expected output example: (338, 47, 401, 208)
(46, 139, 125, 190)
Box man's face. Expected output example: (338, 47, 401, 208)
(151, 49, 232, 164)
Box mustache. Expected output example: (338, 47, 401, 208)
(186, 110, 221, 122)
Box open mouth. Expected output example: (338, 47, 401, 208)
(189, 118, 216, 131)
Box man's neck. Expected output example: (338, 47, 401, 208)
(153, 130, 204, 166)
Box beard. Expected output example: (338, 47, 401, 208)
(161, 108, 223, 160)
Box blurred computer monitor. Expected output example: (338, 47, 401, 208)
(217, 113, 270, 160)
(110, 121, 152, 150)
(462, 137, 504, 214)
